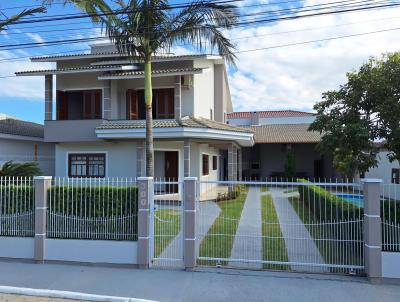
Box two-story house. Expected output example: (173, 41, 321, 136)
(16, 43, 254, 183)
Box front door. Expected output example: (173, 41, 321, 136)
(165, 151, 179, 193)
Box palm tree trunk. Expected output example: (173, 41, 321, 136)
(144, 59, 154, 177)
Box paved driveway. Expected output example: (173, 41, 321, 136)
(0, 261, 399, 302)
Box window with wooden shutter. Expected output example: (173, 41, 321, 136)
(126, 89, 139, 120)
(83, 91, 92, 119)
(392, 169, 400, 184)
(155, 89, 174, 119)
(56, 90, 68, 120)
(202, 154, 209, 176)
(94, 90, 102, 118)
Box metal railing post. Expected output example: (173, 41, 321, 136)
(34, 176, 52, 263)
(184, 177, 197, 270)
(362, 178, 382, 283)
(137, 177, 153, 269)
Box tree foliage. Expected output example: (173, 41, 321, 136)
(0, 161, 42, 177)
(284, 148, 296, 179)
(310, 52, 400, 178)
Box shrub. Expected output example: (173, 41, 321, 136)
(47, 186, 138, 217)
(297, 179, 362, 221)
(216, 185, 243, 202)
(0, 185, 34, 213)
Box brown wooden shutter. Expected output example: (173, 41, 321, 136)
(126, 89, 138, 120)
(155, 89, 174, 119)
(94, 90, 102, 119)
(83, 91, 92, 119)
(56, 90, 68, 120)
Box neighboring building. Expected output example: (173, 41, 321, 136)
(16, 44, 253, 184)
(227, 111, 337, 180)
(0, 114, 55, 175)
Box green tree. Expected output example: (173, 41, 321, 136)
(48, 0, 238, 177)
(0, 7, 45, 32)
(0, 161, 42, 177)
(284, 148, 296, 180)
(310, 52, 400, 178)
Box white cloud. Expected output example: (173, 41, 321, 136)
(229, 1, 400, 112)
(0, 50, 53, 100)
(25, 33, 46, 44)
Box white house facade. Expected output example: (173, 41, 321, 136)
(16, 44, 253, 183)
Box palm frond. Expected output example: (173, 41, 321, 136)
(0, 7, 45, 31)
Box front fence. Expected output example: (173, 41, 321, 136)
(197, 179, 364, 274)
(47, 177, 138, 241)
(0, 177, 34, 237)
(381, 183, 400, 252)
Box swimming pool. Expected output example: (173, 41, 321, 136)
(334, 193, 364, 207)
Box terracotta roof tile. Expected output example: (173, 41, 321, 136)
(227, 110, 315, 119)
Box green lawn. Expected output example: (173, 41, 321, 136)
(154, 209, 181, 258)
(261, 194, 289, 270)
(261, 187, 270, 193)
(283, 189, 298, 194)
(198, 188, 248, 265)
(288, 196, 363, 273)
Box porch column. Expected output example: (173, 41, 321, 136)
(136, 140, 145, 178)
(103, 80, 112, 120)
(363, 178, 382, 283)
(44, 75, 53, 121)
(184, 139, 191, 178)
(238, 148, 242, 181)
(174, 76, 181, 119)
(228, 143, 238, 182)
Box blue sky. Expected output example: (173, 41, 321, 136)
(1, 0, 400, 124)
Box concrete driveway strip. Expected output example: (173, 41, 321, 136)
(229, 187, 262, 269)
(270, 188, 327, 272)
(0, 262, 399, 302)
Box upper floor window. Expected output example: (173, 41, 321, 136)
(57, 90, 102, 120)
(126, 88, 174, 120)
(68, 153, 106, 178)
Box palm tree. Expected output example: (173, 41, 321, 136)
(46, 0, 238, 177)
(0, 161, 42, 177)
(0, 7, 45, 32)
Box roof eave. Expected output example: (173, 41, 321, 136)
(98, 68, 205, 80)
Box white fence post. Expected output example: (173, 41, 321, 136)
(34, 176, 52, 263)
(362, 178, 382, 283)
(137, 177, 153, 269)
(184, 177, 197, 270)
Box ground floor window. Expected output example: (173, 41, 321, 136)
(212, 155, 218, 170)
(68, 153, 106, 178)
(202, 154, 209, 176)
(392, 168, 400, 184)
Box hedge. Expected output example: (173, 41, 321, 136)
(297, 179, 363, 221)
(47, 186, 138, 217)
(0, 185, 34, 214)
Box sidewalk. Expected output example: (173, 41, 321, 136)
(0, 261, 399, 302)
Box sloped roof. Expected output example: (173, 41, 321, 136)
(96, 116, 253, 134)
(227, 110, 315, 119)
(246, 124, 322, 144)
(30, 53, 213, 62)
(0, 118, 44, 138)
(98, 68, 204, 79)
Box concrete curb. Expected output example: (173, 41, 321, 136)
(0, 286, 158, 302)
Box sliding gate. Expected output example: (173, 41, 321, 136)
(196, 180, 365, 275)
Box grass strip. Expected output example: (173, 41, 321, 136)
(261, 194, 289, 270)
(154, 209, 181, 258)
(198, 188, 248, 265)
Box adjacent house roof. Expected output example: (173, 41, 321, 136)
(227, 110, 315, 119)
(96, 116, 253, 134)
(246, 123, 322, 144)
(0, 118, 44, 138)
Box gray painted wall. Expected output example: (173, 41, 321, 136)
(0, 137, 55, 176)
